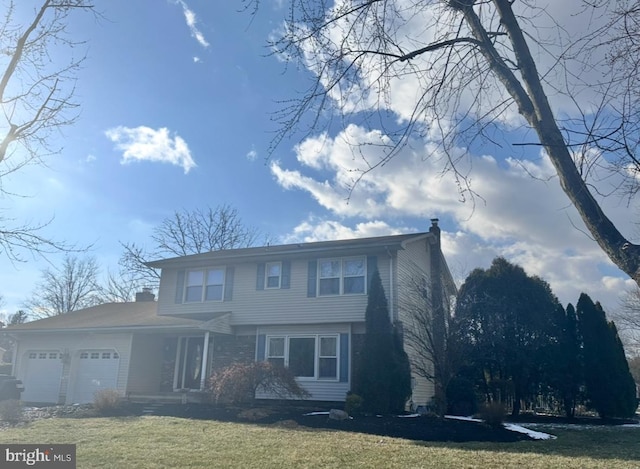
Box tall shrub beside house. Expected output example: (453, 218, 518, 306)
(354, 270, 411, 414)
(577, 294, 637, 419)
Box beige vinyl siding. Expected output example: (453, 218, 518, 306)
(411, 375, 435, 408)
(396, 238, 436, 408)
(157, 255, 392, 326)
(14, 333, 133, 404)
(256, 324, 351, 402)
(126, 334, 164, 394)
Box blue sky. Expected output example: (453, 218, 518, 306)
(0, 1, 637, 318)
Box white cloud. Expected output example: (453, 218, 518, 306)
(273, 125, 638, 310)
(193, 56, 201, 63)
(175, 0, 210, 48)
(105, 126, 196, 174)
(281, 216, 414, 243)
(246, 147, 258, 161)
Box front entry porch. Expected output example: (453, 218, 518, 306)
(125, 327, 256, 403)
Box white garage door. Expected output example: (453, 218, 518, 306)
(70, 350, 120, 404)
(21, 351, 63, 404)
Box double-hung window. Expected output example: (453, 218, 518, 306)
(318, 257, 366, 295)
(185, 268, 225, 302)
(265, 262, 281, 289)
(266, 335, 338, 380)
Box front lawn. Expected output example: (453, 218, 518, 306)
(2, 415, 639, 468)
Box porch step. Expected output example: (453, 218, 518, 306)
(141, 403, 165, 415)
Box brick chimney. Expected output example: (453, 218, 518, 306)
(135, 287, 155, 302)
(429, 218, 440, 243)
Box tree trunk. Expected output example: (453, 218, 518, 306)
(463, 0, 640, 285)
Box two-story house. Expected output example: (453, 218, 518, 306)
(7, 221, 456, 407)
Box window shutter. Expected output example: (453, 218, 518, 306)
(281, 261, 291, 289)
(175, 270, 185, 304)
(366, 256, 378, 291)
(256, 263, 265, 290)
(307, 260, 317, 297)
(256, 334, 266, 361)
(224, 266, 235, 301)
(339, 333, 349, 383)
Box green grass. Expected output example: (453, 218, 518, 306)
(2, 417, 639, 468)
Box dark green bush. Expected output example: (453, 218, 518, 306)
(345, 393, 364, 416)
(446, 376, 478, 416)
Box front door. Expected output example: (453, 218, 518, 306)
(175, 337, 205, 390)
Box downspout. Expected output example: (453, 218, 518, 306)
(9, 333, 17, 376)
(385, 246, 396, 322)
(199, 331, 210, 391)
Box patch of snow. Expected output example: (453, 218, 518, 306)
(303, 411, 330, 416)
(504, 423, 556, 440)
(398, 414, 421, 418)
(444, 415, 556, 440)
(444, 415, 482, 423)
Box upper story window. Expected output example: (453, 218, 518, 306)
(265, 262, 281, 289)
(318, 257, 366, 295)
(257, 261, 290, 290)
(185, 268, 225, 302)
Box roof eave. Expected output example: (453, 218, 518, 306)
(5, 324, 204, 334)
(146, 233, 427, 269)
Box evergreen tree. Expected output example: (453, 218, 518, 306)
(547, 303, 582, 418)
(354, 270, 411, 414)
(452, 258, 561, 416)
(577, 294, 638, 419)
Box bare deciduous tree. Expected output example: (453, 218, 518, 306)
(401, 278, 457, 414)
(24, 254, 103, 317)
(263, 0, 640, 285)
(117, 205, 263, 291)
(0, 0, 93, 261)
(101, 268, 144, 303)
(615, 286, 640, 354)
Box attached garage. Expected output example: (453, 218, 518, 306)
(20, 351, 64, 404)
(7, 301, 208, 405)
(69, 350, 120, 404)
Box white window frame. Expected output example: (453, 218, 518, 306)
(265, 262, 282, 289)
(318, 257, 366, 296)
(265, 334, 340, 381)
(184, 267, 225, 303)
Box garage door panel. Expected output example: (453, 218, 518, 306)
(21, 351, 63, 404)
(70, 350, 120, 404)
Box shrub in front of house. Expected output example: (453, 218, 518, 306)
(209, 362, 310, 405)
(354, 270, 412, 415)
(0, 399, 22, 424)
(345, 392, 364, 417)
(93, 389, 122, 416)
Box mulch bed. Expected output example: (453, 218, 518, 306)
(15, 403, 636, 442)
(148, 404, 532, 442)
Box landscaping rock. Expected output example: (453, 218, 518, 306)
(329, 409, 349, 421)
